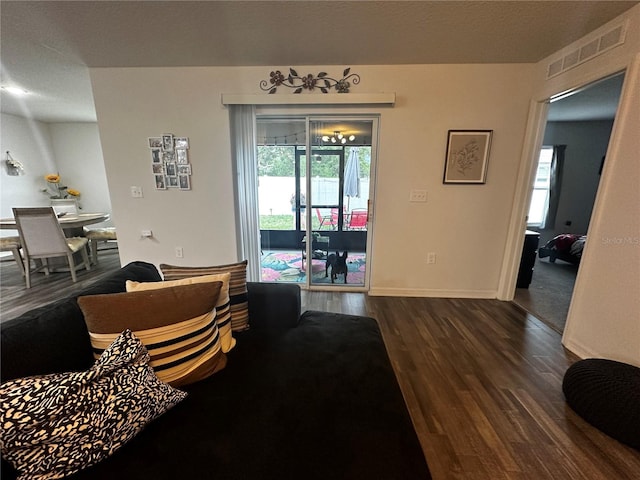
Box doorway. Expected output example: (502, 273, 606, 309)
(256, 116, 377, 289)
(513, 73, 624, 332)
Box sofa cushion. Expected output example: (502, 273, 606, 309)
(126, 273, 236, 353)
(160, 260, 249, 331)
(78, 282, 226, 387)
(0, 330, 186, 480)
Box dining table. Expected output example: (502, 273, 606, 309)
(0, 212, 111, 232)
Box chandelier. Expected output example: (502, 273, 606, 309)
(322, 131, 355, 145)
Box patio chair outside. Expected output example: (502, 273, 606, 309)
(347, 209, 368, 230)
(13, 207, 91, 288)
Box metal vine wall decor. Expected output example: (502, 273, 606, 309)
(260, 68, 360, 94)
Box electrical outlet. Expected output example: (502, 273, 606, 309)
(141, 229, 153, 238)
(427, 252, 436, 264)
(130, 186, 143, 198)
(175, 247, 184, 258)
(410, 189, 427, 202)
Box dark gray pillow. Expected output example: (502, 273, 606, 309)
(0, 329, 187, 479)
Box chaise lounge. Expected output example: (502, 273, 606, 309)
(0, 261, 431, 479)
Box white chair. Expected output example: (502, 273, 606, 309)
(0, 235, 25, 275)
(12, 207, 91, 288)
(83, 227, 117, 265)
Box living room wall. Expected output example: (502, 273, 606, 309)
(90, 63, 536, 297)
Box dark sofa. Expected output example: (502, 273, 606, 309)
(1, 261, 430, 479)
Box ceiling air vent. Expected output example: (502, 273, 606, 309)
(547, 21, 627, 79)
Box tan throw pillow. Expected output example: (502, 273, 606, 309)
(126, 273, 236, 353)
(160, 260, 249, 331)
(78, 282, 225, 387)
(0, 329, 186, 480)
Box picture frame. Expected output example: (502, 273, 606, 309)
(177, 164, 191, 175)
(176, 148, 189, 164)
(167, 176, 179, 188)
(443, 130, 493, 184)
(174, 137, 189, 149)
(148, 137, 162, 148)
(151, 148, 162, 164)
(154, 174, 166, 190)
(162, 133, 174, 152)
(165, 162, 177, 176)
(179, 174, 191, 190)
(162, 150, 175, 163)
(152, 163, 164, 175)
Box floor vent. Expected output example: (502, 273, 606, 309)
(547, 21, 627, 79)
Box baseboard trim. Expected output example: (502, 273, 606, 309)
(368, 287, 497, 299)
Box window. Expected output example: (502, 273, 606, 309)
(527, 146, 553, 227)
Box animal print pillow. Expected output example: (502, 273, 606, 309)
(0, 329, 187, 480)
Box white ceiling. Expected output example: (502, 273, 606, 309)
(1, 1, 636, 123)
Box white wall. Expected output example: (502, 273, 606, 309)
(539, 120, 614, 244)
(49, 123, 112, 224)
(90, 64, 536, 297)
(0, 113, 56, 232)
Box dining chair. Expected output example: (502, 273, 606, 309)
(50, 198, 79, 216)
(0, 235, 25, 275)
(12, 207, 91, 288)
(83, 226, 118, 265)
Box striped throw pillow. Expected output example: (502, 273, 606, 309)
(160, 260, 249, 331)
(78, 282, 226, 387)
(126, 273, 236, 353)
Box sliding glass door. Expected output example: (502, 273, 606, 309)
(256, 116, 377, 289)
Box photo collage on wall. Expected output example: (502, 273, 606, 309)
(148, 134, 191, 190)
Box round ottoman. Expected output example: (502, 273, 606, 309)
(563, 358, 640, 449)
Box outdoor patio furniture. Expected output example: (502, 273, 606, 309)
(347, 209, 368, 230)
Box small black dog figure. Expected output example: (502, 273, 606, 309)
(325, 251, 348, 283)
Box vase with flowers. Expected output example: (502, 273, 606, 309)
(42, 174, 81, 199)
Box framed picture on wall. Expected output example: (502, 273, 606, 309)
(151, 148, 162, 163)
(179, 174, 191, 190)
(176, 148, 188, 164)
(443, 130, 493, 184)
(148, 137, 162, 148)
(165, 163, 177, 176)
(162, 134, 174, 152)
(152, 163, 164, 175)
(167, 176, 179, 188)
(175, 137, 189, 149)
(154, 174, 166, 190)
(177, 164, 191, 175)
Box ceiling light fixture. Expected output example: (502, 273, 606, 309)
(322, 131, 356, 145)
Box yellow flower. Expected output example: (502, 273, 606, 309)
(67, 189, 81, 197)
(45, 174, 61, 183)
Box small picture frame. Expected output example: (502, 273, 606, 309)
(176, 148, 189, 164)
(177, 164, 191, 175)
(162, 151, 175, 163)
(154, 174, 166, 190)
(148, 137, 162, 148)
(443, 130, 493, 184)
(165, 163, 177, 176)
(179, 174, 191, 190)
(167, 176, 179, 188)
(175, 137, 189, 149)
(152, 163, 164, 175)
(151, 148, 162, 163)
(162, 134, 174, 152)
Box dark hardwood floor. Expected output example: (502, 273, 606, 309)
(0, 249, 122, 321)
(2, 258, 639, 478)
